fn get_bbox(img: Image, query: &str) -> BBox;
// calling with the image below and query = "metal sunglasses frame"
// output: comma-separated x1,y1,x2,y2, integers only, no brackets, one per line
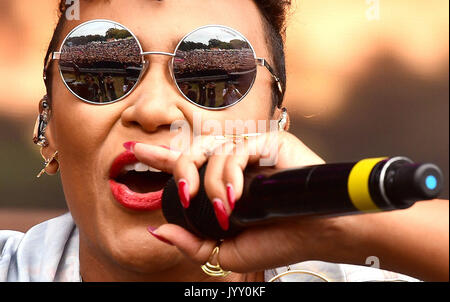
44,19,283,110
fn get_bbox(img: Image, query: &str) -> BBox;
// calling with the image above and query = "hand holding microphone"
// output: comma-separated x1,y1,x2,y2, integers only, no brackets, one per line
132,132,445,277
162,156,443,239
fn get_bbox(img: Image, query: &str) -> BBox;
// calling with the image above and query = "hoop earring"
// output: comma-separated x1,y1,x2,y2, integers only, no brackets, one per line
37,150,59,178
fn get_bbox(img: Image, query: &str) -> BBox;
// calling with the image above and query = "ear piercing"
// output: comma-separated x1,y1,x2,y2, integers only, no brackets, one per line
278,107,288,132
32,95,50,147
33,95,59,178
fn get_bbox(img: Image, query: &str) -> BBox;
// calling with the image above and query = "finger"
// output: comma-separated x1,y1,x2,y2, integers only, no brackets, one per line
216,223,297,273
237,131,324,169
222,132,321,209
244,131,282,167
203,141,236,212
223,152,247,206
173,135,228,208
202,142,237,231
150,223,217,265
149,222,297,273
132,143,181,174
219,136,276,213
275,131,325,167
220,135,267,204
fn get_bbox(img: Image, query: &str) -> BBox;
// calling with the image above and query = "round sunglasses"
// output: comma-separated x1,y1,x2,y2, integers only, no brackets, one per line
44,19,283,110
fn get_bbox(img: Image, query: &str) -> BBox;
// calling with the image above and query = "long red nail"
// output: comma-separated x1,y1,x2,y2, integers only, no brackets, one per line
178,179,190,208
147,226,174,245
213,198,229,230
226,183,236,211
123,141,137,152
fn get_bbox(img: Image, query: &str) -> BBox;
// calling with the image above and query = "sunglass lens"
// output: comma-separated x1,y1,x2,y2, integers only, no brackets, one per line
173,26,257,108
59,20,143,103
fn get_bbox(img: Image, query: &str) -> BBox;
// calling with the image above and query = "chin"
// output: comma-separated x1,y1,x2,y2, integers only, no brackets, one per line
100,225,180,275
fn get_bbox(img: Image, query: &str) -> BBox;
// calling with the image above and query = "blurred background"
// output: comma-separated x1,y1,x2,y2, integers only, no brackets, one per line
0,0,448,232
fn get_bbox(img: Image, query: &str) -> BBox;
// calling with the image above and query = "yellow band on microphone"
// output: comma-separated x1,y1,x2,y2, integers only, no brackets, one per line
347,157,387,212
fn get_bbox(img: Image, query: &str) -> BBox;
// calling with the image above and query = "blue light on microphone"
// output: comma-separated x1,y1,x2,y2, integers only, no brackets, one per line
425,175,437,190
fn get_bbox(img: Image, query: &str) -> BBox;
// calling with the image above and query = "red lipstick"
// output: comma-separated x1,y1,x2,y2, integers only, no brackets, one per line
109,151,164,211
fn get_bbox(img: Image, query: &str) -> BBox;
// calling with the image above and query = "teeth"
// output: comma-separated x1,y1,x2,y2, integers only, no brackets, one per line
148,166,162,173
122,162,162,173
134,162,149,172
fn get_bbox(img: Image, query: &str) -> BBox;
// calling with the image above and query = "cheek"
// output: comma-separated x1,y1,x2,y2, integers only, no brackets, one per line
223,72,273,120
51,81,122,158
53,100,113,166
50,85,122,210
198,84,273,137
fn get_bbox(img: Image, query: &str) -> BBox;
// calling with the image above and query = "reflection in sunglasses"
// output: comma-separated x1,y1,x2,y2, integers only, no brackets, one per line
60,24,143,103
174,28,256,107
51,20,280,108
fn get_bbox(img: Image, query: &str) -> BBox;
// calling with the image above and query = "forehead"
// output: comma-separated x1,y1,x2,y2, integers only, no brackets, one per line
61,0,268,54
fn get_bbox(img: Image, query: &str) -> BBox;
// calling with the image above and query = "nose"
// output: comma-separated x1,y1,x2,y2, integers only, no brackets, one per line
120,57,185,133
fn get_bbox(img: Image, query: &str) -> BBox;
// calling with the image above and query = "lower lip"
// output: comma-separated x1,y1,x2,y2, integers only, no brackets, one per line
109,179,163,211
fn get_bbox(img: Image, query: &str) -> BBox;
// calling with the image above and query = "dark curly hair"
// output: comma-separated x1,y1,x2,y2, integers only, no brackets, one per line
44,0,291,113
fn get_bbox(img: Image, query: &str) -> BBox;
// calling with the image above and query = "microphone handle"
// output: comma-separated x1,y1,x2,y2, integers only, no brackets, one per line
162,157,443,239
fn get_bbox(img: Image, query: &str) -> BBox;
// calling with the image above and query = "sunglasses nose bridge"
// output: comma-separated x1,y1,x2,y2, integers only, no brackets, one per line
141,51,176,57
140,51,176,89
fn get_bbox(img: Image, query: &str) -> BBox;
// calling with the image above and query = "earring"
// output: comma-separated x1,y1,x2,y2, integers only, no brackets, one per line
33,95,50,147
33,95,59,177
37,151,59,178
278,107,288,131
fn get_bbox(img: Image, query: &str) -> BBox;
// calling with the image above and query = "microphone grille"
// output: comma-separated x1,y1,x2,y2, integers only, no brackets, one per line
162,164,240,239
161,177,190,231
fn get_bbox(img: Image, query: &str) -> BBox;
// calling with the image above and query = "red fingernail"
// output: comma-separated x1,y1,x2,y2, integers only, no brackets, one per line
213,198,229,231
159,145,180,152
178,179,190,208
147,226,174,245
123,141,137,152
226,183,236,211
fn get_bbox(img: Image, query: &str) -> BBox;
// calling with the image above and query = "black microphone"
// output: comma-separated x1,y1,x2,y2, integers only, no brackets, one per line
162,157,443,240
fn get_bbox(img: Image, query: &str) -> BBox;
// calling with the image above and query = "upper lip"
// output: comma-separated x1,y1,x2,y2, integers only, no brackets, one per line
109,150,140,180
109,144,172,179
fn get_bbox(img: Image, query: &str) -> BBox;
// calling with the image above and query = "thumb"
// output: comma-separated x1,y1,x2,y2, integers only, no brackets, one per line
148,223,217,265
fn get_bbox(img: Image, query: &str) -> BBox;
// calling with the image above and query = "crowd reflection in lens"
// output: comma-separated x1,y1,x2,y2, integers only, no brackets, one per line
174,27,256,108
59,21,143,103
58,23,257,107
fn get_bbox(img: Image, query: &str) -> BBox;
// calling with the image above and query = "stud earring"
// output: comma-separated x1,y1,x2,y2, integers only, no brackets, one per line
33,95,50,147
278,107,288,131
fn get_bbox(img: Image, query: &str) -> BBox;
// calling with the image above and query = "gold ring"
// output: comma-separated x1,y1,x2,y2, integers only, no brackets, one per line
201,244,231,277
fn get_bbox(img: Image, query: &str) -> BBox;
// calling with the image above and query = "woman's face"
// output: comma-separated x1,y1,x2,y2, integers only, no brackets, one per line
47,0,276,279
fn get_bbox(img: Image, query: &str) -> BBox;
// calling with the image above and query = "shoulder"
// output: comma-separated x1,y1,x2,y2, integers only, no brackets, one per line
0,212,80,282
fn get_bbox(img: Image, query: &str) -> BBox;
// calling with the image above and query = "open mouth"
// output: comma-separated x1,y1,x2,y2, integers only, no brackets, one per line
115,162,172,194
109,151,172,211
